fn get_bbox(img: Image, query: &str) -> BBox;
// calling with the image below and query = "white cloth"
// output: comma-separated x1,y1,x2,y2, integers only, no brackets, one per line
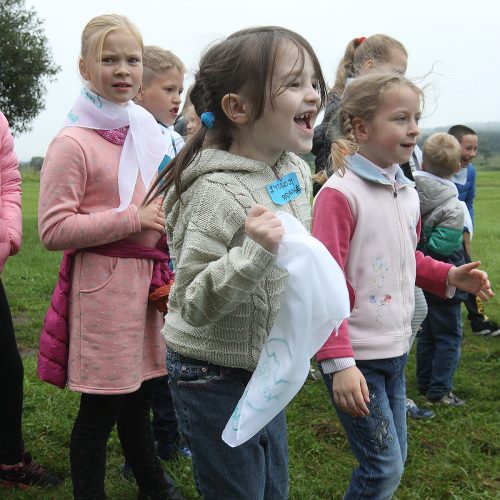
222,212,350,447
64,88,167,211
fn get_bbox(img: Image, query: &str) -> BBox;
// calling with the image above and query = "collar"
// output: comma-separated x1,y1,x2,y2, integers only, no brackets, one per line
347,153,414,187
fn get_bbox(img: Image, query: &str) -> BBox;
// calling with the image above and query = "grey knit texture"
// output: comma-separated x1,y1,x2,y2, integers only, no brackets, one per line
163,149,312,370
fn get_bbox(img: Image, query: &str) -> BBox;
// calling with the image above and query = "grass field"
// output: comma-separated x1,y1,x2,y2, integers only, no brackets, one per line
2,169,500,499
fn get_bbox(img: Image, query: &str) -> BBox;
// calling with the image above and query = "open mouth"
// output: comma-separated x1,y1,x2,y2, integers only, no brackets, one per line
294,112,314,131
112,83,131,89
170,107,179,115
400,143,415,149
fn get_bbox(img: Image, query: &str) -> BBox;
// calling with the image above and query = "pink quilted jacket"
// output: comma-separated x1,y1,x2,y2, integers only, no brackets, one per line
0,111,22,273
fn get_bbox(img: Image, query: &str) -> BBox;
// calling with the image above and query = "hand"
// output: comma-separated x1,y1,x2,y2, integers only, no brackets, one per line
245,205,284,254
332,366,370,417
448,261,494,302
138,197,166,234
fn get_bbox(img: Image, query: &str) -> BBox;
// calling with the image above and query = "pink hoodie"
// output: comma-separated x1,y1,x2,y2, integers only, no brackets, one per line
0,111,22,273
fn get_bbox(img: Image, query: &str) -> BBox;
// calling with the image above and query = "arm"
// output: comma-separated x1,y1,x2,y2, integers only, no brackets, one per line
172,180,277,327
38,134,141,250
312,188,369,417
464,166,476,225
0,113,22,256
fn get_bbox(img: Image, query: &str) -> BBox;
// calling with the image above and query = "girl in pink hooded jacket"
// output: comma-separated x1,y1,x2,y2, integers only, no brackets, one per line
0,110,61,488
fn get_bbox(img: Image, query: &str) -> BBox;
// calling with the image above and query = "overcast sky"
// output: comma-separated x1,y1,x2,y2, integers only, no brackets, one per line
12,0,499,160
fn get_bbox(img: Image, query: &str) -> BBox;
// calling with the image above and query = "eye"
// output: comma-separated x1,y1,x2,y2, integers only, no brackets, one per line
102,57,114,64
129,57,141,64
287,80,301,88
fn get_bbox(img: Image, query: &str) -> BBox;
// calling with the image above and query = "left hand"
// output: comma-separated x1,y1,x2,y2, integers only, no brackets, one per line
448,261,494,302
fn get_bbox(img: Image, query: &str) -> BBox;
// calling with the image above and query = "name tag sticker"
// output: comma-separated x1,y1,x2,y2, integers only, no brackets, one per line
266,172,302,206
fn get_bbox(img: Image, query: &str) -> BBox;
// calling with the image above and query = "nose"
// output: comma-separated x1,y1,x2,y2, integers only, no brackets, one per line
173,93,182,104
306,83,321,107
115,61,130,76
408,119,419,136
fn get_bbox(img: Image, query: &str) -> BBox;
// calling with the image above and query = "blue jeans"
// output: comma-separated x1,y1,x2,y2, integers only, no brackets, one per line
166,349,288,500
416,301,462,400
320,354,408,500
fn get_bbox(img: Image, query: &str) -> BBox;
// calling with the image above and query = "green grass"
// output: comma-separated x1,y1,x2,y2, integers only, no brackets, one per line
2,171,500,499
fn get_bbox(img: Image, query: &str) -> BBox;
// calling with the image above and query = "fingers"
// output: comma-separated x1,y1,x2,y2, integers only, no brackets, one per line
247,204,269,218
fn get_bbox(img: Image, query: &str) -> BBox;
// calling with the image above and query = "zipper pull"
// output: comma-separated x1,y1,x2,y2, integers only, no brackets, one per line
393,187,398,198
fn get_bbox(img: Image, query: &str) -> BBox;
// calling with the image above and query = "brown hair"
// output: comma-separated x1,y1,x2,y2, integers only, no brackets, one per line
142,45,185,87
145,26,327,203
332,34,407,96
315,72,423,181
447,124,477,143
423,133,461,177
80,14,143,68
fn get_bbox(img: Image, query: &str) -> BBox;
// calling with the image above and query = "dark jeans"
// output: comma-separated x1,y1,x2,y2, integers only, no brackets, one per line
416,301,462,399
70,379,170,499
0,278,24,464
320,354,408,500
166,349,288,500
151,375,179,459
463,249,486,324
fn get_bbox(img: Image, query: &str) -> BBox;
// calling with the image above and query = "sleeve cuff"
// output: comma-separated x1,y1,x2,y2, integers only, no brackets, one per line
320,357,356,374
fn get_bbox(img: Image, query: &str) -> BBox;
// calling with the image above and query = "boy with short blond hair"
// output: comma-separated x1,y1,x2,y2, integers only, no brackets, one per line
131,45,191,469
413,132,469,406
136,45,185,172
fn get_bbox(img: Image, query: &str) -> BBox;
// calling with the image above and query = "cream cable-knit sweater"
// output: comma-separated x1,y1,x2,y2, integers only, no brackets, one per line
163,149,312,370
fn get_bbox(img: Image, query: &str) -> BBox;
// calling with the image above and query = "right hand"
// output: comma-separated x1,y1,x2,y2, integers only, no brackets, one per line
245,205,284,254
138,197,166,234
332,366,370,417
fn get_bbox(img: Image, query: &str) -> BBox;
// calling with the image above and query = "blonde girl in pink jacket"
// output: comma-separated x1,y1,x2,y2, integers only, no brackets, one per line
38,14,176,499
0,110,62,488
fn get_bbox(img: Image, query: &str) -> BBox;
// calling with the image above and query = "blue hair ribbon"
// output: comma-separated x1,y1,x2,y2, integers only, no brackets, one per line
200,111,215,129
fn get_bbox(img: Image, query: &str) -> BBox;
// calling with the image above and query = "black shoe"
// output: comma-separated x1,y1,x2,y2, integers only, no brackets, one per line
137,483,186,500
0,452,62,488
471,319,500,336
428,391,465,406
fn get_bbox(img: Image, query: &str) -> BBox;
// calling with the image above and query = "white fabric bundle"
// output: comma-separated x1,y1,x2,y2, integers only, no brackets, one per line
222,212,350,447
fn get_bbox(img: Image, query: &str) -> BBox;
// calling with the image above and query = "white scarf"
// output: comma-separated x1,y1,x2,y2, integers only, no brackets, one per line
222,213,350,447
64,88,166,211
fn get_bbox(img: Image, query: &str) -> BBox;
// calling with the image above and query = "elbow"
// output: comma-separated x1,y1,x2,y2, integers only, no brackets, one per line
181,304,210,328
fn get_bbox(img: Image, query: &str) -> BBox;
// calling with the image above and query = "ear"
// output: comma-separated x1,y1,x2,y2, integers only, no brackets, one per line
135,84,144,102
79,57,90,82
351,117,369,143
220,93,250,125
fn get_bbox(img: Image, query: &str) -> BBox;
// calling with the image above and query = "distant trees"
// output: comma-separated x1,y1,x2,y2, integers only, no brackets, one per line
0,0,60,134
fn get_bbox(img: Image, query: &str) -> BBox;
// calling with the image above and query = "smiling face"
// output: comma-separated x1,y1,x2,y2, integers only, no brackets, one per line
357,85,421,168
235,42,321,165
79,29,143,105
458,133,478,167
139,67,184,126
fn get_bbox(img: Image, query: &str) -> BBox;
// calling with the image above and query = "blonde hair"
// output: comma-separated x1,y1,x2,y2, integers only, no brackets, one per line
142,45,186,86
80,14,143,66
332,34,407,96
423,133,461,178
317,73,423,180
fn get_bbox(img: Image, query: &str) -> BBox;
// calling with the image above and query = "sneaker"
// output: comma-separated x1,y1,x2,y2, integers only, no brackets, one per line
308,367,322,381
471,319,500,336
178,445,192,459
406,398,435,419
429,391,465,406
0,452,62,488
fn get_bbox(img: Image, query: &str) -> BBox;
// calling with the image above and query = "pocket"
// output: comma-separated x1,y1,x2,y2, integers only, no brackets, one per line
167,354,223,390
79,255,119,294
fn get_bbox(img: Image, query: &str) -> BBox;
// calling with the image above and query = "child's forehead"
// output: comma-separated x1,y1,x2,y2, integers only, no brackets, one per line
379,85,420,107
151,67,184,85
460,134,478,145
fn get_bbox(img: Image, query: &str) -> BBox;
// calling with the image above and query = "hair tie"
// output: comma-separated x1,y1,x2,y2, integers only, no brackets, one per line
200,111,215,129
356,36,366,47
